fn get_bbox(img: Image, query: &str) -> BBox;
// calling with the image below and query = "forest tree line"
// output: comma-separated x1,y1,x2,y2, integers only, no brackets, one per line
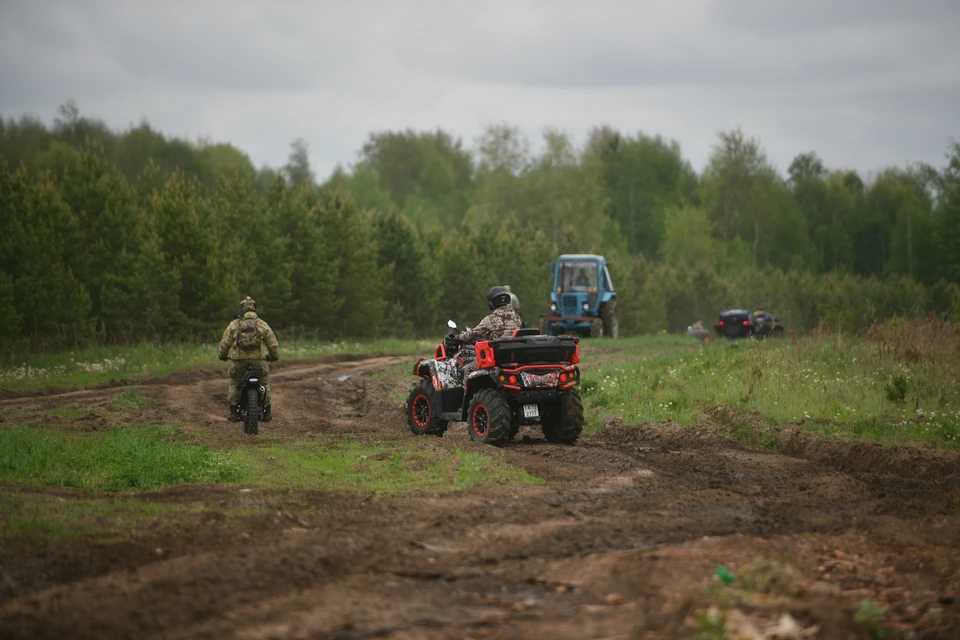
1,101,959,350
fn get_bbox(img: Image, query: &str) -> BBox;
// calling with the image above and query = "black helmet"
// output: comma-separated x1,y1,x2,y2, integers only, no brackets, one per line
486,286,512,310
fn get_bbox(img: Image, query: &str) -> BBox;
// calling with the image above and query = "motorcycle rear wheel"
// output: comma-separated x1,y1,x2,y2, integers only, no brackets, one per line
243,392,260,435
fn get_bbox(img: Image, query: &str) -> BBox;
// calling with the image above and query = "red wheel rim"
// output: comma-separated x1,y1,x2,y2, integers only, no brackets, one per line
472,403,488,437
412,394,430,427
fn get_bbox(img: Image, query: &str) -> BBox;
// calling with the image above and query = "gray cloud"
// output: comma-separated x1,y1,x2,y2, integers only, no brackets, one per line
1,0,957,180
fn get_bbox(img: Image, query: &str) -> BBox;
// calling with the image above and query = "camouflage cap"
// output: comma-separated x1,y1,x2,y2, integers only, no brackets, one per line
240,297,257,312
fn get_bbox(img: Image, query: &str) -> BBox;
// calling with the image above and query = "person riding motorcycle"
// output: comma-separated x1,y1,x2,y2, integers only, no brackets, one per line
218,297,280,422
447,286,522,379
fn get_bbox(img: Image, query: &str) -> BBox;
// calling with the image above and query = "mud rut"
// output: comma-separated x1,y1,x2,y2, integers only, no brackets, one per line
1,355,959,639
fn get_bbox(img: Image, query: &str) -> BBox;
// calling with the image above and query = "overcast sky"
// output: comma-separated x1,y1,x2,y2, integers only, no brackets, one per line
2,0,958,181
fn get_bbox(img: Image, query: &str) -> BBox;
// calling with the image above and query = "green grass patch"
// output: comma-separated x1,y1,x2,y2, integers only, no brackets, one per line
579,335,960,449
0,491,259,550
452,449,541,490
0,424,540,496
109,388,158,411
232,437,542,496
0,338,434,392
0,425,245,491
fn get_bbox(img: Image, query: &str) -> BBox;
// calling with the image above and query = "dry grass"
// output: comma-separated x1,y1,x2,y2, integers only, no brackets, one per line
865,313,960,365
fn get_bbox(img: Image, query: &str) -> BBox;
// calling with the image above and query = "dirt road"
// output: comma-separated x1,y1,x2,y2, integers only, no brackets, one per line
2,355,959,639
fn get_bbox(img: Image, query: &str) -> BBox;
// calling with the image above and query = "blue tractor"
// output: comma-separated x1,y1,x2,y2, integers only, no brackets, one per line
539,254,619,338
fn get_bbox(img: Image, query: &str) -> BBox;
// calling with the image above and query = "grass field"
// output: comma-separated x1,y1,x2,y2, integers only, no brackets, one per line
2,319,958,511
0,425,540,496
581,330,960,449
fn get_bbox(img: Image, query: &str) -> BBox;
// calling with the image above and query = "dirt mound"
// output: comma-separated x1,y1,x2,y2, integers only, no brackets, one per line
697,403,960,481
774,428,960,481
590,415,730,453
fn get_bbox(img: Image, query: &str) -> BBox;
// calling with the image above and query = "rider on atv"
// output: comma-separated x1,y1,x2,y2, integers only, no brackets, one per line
447,286,522,378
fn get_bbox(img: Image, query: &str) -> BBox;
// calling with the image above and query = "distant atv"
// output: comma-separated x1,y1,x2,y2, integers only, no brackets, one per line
405,321,584,446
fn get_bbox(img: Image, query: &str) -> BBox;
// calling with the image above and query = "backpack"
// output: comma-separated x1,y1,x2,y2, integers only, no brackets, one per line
235,312,262,350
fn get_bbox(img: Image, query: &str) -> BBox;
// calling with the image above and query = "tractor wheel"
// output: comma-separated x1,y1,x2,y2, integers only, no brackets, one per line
406,380,449,437
539,318,552,336
589,317,604,338
467,389,512,446
600,299,619,338
541,388,584,445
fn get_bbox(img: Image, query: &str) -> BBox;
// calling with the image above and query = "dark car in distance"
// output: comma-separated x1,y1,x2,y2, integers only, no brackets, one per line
714,309,784,340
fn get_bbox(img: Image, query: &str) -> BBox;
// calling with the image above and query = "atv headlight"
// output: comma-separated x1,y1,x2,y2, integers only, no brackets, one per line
550,302,557,313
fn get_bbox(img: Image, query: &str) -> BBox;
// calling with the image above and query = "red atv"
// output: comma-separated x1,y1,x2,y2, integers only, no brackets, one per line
405,321,584,446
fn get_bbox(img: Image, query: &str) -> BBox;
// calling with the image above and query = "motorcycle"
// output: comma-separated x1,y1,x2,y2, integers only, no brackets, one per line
405,320,585,446
231,357,271,435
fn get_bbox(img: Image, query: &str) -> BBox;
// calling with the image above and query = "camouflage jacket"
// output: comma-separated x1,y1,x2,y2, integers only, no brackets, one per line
457,306,522,344
218,312,280,361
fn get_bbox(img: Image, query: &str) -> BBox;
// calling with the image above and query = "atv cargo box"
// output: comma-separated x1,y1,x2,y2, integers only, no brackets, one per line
490,335,580,366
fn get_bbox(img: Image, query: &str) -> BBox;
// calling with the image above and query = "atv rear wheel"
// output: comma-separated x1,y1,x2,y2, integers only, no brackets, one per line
406,379,448,437
541,388,584,445
467,388,511,446
600,299,619,338
589,317,604,338
243,392,260,436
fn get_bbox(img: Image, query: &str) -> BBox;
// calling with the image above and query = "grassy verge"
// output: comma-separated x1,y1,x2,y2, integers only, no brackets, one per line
232,438,541,496
0,338,434,392
580,331,960,449
0,492,203,546
0,491,266,553
0,425,245,491
0,425,541,496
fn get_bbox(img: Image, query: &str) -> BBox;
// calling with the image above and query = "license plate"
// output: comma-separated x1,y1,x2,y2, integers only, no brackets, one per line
523,404,539,418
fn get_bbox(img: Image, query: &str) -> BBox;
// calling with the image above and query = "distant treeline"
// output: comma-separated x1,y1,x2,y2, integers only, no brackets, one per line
1,101,958,351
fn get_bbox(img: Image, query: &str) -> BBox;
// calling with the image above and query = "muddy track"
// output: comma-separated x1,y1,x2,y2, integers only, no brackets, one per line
2,354,959,639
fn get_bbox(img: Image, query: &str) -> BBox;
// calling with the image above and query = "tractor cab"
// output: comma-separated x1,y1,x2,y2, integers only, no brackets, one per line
540,254,618,338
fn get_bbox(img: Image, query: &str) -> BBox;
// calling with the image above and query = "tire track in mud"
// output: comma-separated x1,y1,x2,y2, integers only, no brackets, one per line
2,353,960,639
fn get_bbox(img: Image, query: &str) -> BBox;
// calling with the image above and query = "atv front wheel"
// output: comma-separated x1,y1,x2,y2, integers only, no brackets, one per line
406,380,448,437
467,388,512,446
541,388,584,445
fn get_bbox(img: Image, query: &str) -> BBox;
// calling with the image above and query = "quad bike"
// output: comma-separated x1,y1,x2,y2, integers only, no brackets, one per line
231,357,269,435
405,321,585,446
